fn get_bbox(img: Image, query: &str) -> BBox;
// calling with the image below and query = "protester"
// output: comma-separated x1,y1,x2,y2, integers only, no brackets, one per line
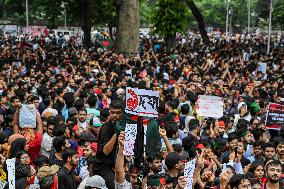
0,31,283,189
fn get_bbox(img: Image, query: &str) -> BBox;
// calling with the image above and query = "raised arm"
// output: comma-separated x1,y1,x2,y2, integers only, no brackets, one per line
115,131,126,183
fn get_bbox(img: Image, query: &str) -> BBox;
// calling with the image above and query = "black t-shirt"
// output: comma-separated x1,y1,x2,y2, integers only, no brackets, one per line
95,122,117,167
57,166,76,189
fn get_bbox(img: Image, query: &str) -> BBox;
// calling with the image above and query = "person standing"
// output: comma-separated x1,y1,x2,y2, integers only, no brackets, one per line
57,149,79,189
94,100,123,189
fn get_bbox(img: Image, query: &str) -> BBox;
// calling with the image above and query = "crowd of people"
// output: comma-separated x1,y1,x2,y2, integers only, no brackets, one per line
0,31,283,189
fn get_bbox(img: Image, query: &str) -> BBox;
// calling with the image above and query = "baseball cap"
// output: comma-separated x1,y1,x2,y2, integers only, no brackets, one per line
92,117,103,127
165,152,187,170
85,175,108,189
218,121,226,128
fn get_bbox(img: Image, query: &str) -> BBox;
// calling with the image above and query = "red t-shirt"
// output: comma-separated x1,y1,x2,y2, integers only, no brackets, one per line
27,131,42,164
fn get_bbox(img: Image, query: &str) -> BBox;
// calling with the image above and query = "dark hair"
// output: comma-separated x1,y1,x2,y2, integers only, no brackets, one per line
52,136,66,152
87,94,98,107
62,149,78,163
43,97,51,107
188,119,199,131
266,160,282,171
78,108,87,114
110,100,124,110
229,174,250,189
16,164,31,179
248,159,264,175
147,154,162,163
172,144,183,153
262,142,276,150
253,129,266,141
40,175,55,189
34,155,49,169
9,138,27,158
15,151,29,161
54,124,67,137
228,132,238,142
10,96,20,103
180,103,190,115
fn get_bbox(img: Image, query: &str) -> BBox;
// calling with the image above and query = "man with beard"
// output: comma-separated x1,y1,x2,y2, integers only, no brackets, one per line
77,108,88,132
276,140,284,165
94,100,123,189
146,155,165,188
58,149,80,189
264,160,284,189
164,152,186,188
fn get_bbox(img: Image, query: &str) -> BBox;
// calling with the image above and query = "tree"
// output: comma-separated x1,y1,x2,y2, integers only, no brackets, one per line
116,0,140,56
272,0,284,30
186,0,209,43
152,0,190,50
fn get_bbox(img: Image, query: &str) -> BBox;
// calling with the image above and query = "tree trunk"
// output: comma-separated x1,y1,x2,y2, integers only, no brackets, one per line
116,0,140,56
81,0,92,49
165,35,176,51
186,0,209,44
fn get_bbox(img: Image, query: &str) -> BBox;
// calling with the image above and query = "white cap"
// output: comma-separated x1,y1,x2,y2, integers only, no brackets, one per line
86,175,108,189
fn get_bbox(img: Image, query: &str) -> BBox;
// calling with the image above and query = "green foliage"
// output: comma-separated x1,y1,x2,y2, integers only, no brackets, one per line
272,0,284,29
152,0,190,37
140,0,153,27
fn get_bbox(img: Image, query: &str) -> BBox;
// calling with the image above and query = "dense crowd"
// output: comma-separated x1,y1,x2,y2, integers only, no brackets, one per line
0,32,283,189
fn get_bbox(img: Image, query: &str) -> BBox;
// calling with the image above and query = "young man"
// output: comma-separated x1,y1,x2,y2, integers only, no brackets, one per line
50,135,71,167
229,174,252,189
276,140,284,165
94,100,123,189
264,160,284,189
146,155,165,188
77,108,88,133
164,152,186,188
262,142,276,160
57,149,79,189
40,117,56,158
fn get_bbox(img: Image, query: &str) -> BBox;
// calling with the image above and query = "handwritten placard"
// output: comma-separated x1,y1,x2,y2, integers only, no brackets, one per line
7,158,15,189
184,158,196,189
197,95,224,118
123,124,137,156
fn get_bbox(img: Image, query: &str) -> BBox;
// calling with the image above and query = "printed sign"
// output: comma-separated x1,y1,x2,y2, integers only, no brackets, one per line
265,103,284,130
184,158,196,189
196,95,224,118
125,87,159,118
7,158,15,189
19,104,37,128
257,63,267,74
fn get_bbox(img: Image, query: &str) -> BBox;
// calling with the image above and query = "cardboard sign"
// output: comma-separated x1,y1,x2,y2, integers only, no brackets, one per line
123,124,137,155
196,95,224,118
265,103,284,130
257,63,267,74
19,104,37,128
184,158,196,189
6,158,15,189
125,87,159,118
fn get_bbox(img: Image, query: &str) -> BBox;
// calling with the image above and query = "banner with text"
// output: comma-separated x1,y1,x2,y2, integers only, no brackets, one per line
197,95,224,118
125,87,159,118
265,103,284,130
